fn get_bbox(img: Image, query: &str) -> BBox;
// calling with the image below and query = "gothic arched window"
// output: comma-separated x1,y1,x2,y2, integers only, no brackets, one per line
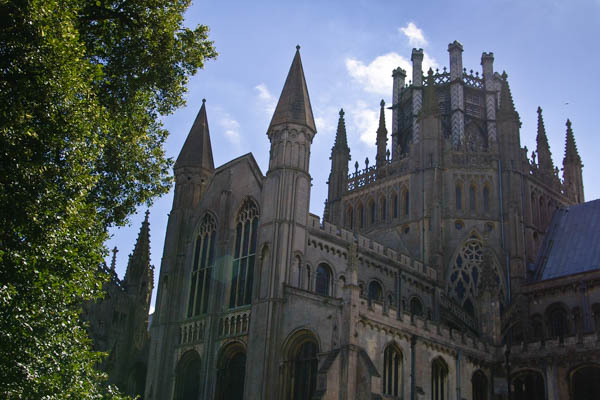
380,196,387,220
369,199,376,225
229,199,259,308
289,339,318,400
410,297,423,317
432,357,448,400
368,280,383,303
174,351,202,400
512,370,545,400
188,214,217,317
469,185,476,210
403,188,410,216
447,235,504,315
472,370,488,400
346,206,354,229
571,366,600,400
547,304,570,339
483,186,490,212
358,203,364,229
456,184,463,210
383,345,403,396
216,344,246,400
392,192,399,218
315,263,331,296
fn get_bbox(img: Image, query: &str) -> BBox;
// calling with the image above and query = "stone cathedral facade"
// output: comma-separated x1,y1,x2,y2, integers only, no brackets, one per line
140,41,600,400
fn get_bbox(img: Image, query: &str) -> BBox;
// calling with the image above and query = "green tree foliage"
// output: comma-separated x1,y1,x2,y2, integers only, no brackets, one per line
0,0,216,397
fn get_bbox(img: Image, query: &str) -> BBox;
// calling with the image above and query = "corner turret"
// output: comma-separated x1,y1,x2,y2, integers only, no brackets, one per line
448,41,465,147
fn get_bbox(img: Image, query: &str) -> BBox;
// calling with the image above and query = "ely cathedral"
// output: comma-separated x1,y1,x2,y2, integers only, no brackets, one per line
89,41,600,400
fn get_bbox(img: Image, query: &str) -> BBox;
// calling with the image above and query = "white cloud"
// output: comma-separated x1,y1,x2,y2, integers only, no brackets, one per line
218,114,242,147
399,22,428,48
254,83,276,117
345,52,438,95
346,53,411,95
348,101,392,147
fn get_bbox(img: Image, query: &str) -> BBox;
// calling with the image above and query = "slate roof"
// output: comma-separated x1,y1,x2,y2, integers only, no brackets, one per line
534,199,600,281
268,46,316,133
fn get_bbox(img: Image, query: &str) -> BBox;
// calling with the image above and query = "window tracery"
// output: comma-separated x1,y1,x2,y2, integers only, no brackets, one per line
187,214,217,317
229,199,259,308
447,235,504,315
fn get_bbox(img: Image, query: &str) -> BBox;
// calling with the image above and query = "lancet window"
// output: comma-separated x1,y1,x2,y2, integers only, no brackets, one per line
456,184,463,210
187,214,217,317
229,199,259,308
383,345,403,397
432,358,448,400
368,280,383,303
315,263,332,296
483,186,490,212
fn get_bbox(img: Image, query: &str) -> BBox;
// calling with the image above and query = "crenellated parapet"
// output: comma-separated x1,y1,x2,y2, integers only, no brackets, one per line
307,213,437,281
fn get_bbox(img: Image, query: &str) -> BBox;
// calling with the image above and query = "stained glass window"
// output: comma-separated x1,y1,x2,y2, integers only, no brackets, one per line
447,237,504,316
229,199,259,308
187,214,217,317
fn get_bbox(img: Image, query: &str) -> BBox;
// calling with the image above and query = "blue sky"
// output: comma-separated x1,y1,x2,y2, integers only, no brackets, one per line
105,0,600,312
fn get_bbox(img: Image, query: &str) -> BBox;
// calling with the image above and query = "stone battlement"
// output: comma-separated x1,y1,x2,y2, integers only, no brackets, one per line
308,213,437,281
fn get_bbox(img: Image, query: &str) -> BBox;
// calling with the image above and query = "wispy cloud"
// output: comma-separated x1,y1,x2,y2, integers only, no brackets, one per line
399,22,427,47
254,83,277,117
345,52,438,95
218,114,242,147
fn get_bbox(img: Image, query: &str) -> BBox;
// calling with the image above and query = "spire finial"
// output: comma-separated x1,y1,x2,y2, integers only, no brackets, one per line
333,107,348,149
296,44,301,51
376,97,388,167
536,106,554,172
563,118,581,165
110,246,118,271
202,98,206,104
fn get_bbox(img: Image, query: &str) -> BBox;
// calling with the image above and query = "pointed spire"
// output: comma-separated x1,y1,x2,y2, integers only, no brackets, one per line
132,210,150,263
536,106,554,171
175,99,214,171
126,210,151,284
376,100,388,167
377,100,387,133
334,108,348,148
421,68,439,116
110,246,118,271
563,119,582,165
268,46,316,133
498,71,519,120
